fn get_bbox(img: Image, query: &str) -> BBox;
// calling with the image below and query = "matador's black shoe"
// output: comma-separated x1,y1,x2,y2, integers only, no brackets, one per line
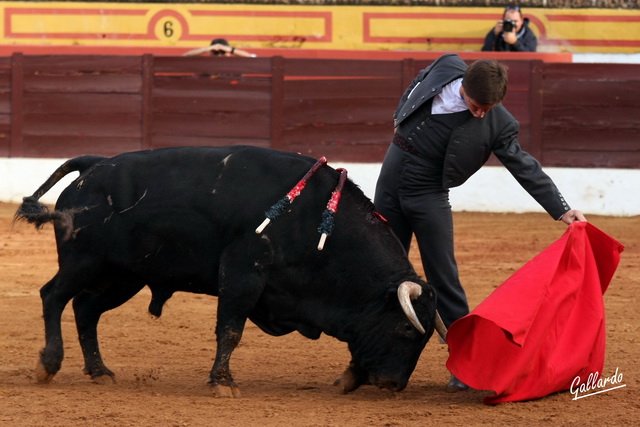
446,374,470,393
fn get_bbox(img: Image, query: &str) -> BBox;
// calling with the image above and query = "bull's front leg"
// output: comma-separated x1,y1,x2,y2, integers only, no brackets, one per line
209,247,267,397
208,323,244,398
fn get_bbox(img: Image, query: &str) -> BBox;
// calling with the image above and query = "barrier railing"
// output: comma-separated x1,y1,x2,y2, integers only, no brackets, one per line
0,53,637,168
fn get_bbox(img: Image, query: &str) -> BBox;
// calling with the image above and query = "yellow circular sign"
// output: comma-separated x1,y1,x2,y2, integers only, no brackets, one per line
151,10,187,42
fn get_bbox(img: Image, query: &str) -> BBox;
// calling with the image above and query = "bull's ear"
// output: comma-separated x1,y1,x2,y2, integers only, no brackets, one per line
383,286,401,306
426,286,434,300
386,286,399,300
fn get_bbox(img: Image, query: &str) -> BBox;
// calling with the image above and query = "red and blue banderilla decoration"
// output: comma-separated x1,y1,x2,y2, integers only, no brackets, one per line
317,168,347,250
255,157,348,251
255,156,327,234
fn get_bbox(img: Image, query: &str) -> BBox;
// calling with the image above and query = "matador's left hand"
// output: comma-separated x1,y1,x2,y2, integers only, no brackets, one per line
561,209,587,224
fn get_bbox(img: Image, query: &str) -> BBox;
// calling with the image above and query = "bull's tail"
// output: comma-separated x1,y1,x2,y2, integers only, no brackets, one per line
14,155,106,229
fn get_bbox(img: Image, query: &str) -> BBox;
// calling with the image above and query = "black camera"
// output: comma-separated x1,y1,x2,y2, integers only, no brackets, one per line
502,19,515,32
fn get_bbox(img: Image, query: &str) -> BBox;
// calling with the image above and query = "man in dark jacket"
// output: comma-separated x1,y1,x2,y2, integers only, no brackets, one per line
374,53,586,392
482,5,537,52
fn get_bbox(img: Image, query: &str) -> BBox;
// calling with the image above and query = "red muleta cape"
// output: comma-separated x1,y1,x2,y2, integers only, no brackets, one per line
446,222,624,404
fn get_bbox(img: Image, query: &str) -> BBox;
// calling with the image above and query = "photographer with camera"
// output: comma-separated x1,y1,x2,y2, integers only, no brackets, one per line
482,5,537,52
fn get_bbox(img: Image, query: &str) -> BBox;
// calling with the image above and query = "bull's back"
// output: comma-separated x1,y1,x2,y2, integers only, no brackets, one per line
59,146,317,226
54,146,331,285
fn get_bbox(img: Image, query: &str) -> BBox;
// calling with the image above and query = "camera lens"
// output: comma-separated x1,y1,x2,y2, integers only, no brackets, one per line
503,20,514,32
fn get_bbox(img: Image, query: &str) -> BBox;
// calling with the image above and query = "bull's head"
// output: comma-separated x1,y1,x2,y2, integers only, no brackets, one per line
335,281,441,393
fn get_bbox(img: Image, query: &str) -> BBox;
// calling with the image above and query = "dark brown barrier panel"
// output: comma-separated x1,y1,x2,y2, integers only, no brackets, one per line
150,55,273,149
1,56,14,157
2,53,639,168
16,55,144,158
541,63,640,168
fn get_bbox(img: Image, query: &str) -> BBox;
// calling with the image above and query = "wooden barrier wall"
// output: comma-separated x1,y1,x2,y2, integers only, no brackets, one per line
0,54,638,168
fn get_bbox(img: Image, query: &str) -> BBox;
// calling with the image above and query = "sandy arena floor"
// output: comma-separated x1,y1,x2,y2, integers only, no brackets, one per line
1,202,638,426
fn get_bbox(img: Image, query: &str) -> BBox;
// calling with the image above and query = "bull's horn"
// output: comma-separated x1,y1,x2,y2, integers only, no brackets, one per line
397,282,426,334
435,310,448,342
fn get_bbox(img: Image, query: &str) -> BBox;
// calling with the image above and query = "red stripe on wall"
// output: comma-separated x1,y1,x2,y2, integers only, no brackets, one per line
5,7,149,16
544,39,640,47
546,14,640,22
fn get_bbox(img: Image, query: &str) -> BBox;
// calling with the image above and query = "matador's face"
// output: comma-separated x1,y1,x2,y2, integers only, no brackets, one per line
459,86,495,119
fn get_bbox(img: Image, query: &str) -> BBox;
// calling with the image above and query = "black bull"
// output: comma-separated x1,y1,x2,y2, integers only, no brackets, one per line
15,145,444,397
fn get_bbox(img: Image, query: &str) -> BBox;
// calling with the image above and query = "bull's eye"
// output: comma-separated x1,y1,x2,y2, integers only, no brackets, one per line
395,322,417,338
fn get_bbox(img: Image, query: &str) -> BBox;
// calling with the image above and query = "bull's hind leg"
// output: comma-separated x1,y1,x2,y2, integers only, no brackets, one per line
37,273,83,383
72,280,145,384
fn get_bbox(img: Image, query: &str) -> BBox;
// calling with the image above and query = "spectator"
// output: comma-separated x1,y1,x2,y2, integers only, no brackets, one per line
482,5,537,52
184,38,257,58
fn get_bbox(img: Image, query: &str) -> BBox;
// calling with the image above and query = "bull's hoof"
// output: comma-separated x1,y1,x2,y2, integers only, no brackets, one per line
83,366,116,384
211,384,241,398
334,367,359,394
35,358,55,384
90,374,117,385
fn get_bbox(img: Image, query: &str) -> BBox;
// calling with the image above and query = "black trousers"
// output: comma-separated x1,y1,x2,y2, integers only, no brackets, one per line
374,144,469,327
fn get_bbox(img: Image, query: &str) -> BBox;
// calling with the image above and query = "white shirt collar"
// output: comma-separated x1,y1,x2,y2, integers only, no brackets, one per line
431,78,467,114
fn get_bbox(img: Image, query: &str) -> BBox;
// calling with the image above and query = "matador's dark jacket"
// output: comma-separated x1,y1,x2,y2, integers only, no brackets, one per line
393,53,570,220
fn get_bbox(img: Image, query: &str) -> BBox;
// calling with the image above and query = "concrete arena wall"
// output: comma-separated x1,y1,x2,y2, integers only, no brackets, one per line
2,158,638,216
